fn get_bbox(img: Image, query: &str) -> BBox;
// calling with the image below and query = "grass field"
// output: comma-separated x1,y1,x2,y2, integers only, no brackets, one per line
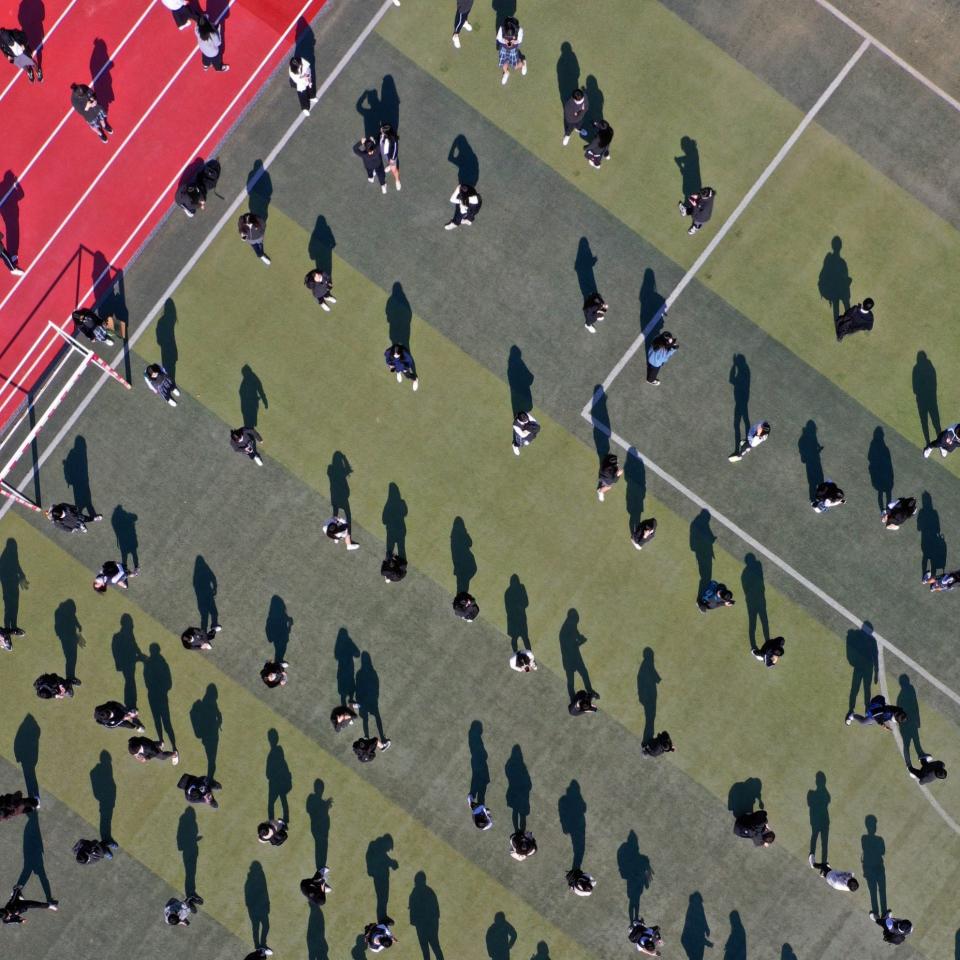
2,1,960,958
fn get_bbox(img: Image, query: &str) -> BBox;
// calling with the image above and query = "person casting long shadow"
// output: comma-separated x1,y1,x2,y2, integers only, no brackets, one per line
0,537,28,631
896,674,923,764
867,427,893,512
111,613,143,709
636,647,660,743
912,350,941,446
409,871,445,960
245,860,270,950
504,574,529,652
556,41,579,101
557,779,587,870
334,627,360,704
54,599,84,679
507,345,534,415
239,364,268,429
89,750,115,842
485,911,518,960
616,829,652,922
356,652,385,740
917,492,946,580
63,435,96,517
265,594,294,663
797,420,824,500
266,728,292,823
504,744,531,832
740,553,769,651
689,510,715,593
190,683,221,779
366,833,398,922
14,713,40,803
558,608,594,701
111,503,139,571
468,720,489,805
327,451,352,527
383,482,407,559
193,555,219,633
448,134,479,186
451,516,477,594
729,354,750,454
723,910,747,960
817,236,851,323
846,621,878,714
680,891,712,960
861,814,887,915
306,779,333,871
675,135,702,198
177,806,201,897
807,771,830,863
143,642,176,749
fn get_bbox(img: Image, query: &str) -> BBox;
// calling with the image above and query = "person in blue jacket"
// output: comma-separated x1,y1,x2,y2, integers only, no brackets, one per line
385,344,418,391
646,332,678,385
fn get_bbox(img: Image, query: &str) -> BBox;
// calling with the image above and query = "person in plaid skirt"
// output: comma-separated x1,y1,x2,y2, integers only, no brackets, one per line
496,16,526,86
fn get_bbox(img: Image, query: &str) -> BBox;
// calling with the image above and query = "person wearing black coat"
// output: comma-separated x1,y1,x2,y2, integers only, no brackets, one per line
70,82,112,142
562,88,589,145
94,701,145,730
0,26,40,82
34,673,80,700
835,298,874,342
46,502,102,533
72,308,119,345
870,910,913,946
237,213,270,264
181,625,221,650
381,554,407,582
72,838,118,864
353,736,391,762
452,591,479,621
445,183,482,229
257,818,288,846
229,426,263,465
584,120,613,169
641,731,674,758
632,518,658,551
907,754,947,785
582,291,608,333
733,810,775,847
177,773,221,808
128,736,179,765
260,660,289,689
679,187,715,235
752,636,785,667
304,269,336,311
568,690,599,716
143,364,179,406
353,136,386,192
175,158,220,218
596,452,623,501
301,868,332,906
880,496,916,530
0,790,40,821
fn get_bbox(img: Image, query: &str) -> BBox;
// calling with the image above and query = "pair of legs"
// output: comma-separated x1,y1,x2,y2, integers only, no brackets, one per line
384,162,401,190
86,109,112,143
296,83,318,114
12,51,41,82
201,51,230,72
0,238,23,275
646,362,662,385
248,241,271,265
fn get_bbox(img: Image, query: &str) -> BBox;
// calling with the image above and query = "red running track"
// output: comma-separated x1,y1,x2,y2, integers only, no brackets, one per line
0,0,327,429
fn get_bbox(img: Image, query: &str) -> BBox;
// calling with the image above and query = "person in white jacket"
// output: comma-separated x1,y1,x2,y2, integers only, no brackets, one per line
160,0,199,30
195,16,229,72
289,56,317,116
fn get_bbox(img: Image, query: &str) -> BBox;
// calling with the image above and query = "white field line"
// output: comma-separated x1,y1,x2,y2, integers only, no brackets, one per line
582,37,870,416
0,0,400,519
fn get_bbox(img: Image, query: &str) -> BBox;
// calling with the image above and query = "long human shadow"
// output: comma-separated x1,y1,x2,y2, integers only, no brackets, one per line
177,806,201,897
557,779,587,870
913,350,941,446
192,555,219,633
504,574,529,651
846,621,878,713
504,744,531,832
306,778,333,871
781,945,798,960
309,214,336,275
356,74,400,136
383,482,408,559
591,385,610,460
680,891,712,960
89,750,115,842
308,905,329,960
558,608,593,701
366,833,398,922
17,809,53,900
955,928,960,960
583,73,604,128
896,674,923,764
54,599,84,679
624,447,645,530
451,516,477,594
409,870,445,960
90,38,114,111
689,510,715,593
867,427,894,511
14,713,40,799
111,613,144,709
807,771,830,862
492,0,517,28
246,159,272,222
294,15,316,75
530,942,551,960
724,911,747,960
143,642,176,749
740,553,769,650
485,911,518,960
448,134,479,186
507,345,534,415
0,170,23,259
556,41,580,101
111,503,139,570
0,537,27,630
190,683,221,780
327,451,352,527
727,777,763,817
797,420,824,500
675,135,702,197
334,627,360,704
156,299,178,383
265,594,294,663
729,353,750,453
385,281,412,345
617,830,652,922
245,860,270,949
817,235,851,323
917,491,946,579
356,652,385,740
861,814,887,916
468,720,489,805
63,435,95,517
239,364,268,429
266,728,292,823
574,236,598,299
636,647,660,743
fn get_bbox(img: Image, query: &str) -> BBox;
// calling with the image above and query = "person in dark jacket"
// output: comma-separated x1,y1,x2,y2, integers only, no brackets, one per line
445,183,482,229
811,480,845,513
880,497,916,529
568,689,599,716
364,920,398,952
72,308,119,345
924,568,960,592
752,636,785,667
835,298,874,342
301,867,332,906
289,55,317,115
46,502,102,533
582,291,608,333
509,649,537,672
229,426,263,465
94,701,145,730
452,591,479,621
870,910,913,946
164,893,203,925
451,0,473,48
304,269,336,311
566,868,596,896
385,344,419,390
679,187,715,235
324,515,360,550
34,673,80,699
733,810,774,847
353,735,391,762
562,88,589,146
195,15,229,72
509,829,537,860
697,581,734,612
260,660,289,689
70,83,112,142
922,422,960,459
72,838,118,864
177,774,221,808
907,753,947,785
175,158,220,218
144,363,179,406
0,26,41,82
628,919,663,956
382,552,407,582
257,818,288,846
0,625,24,651
128,736,179,765
512,410,540,454
641,731,674,758
584,120,613,169
0,791,39,821
353,136,386,192
330,701,359,732
237,213,270,264
845,694,906,729
379,122,401,191
1,885,58,922
646,332,678,385
597,452,623,501
181,624,221,651
467,794,493,830
632,518,658,550
93,559,139,593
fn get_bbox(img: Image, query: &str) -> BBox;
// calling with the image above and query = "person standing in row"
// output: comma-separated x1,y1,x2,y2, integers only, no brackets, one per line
496,16,526,85
568,690,599,716
453,591,479,621
289,55,317,116
445,183,482,229
509,830,537,861
562,88,588,146
330,701,359,732
907,753,947,785
324,515,360,550
728,421,771,462
353,136,387,193
73,307,118,346
451,0,473,48
34,673,80,699
93,559,139,593
596,453,623,501
512,410,540,455
880,497,916,529
811,480,845,513
257,819,288,846
46,502,102,533
646,332,679,386
679,187,715,236
144,363,180,406
353,735,391,762
304,269,336,311
70,83,113,143
923,422,960,459
0,26,41,82
94,701,145,730
229,426,264,466
160,0,199,30
379,122,401,191
0,230,24,275
260,660,289,689
381,552,407,582
237,213,271,265
584,120,613,170
128,736,179,765
752,636,785,667
181,624,221,650
835,298,874,342
733,810,775,847
177,774,221,808
641,731,674,758
509,649,537,672
632,518,657,550
467,794,493,830
72,838,118,864
385,343,419,390
195,16,229,72
583,291,608,333
697,581,734,612
566,869,596,896
164,893,204,926
301,867,332,906
1,885,58,922
364,920,398,952
845,694,905,729
870,911,913,946
807,855,859,892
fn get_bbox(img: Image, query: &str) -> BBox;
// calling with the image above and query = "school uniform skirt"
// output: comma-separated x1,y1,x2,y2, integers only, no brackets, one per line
498,44,522,68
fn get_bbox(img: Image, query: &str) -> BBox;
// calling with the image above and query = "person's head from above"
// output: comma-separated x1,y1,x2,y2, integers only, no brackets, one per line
391,345,402,359
379,121,392,137
257,823,276,842
290,55,302,73
845,877,859,891
863,298,875,311
757,421,771,438
933,765,948,780
515,411,529,425
364,137,377,154
761,830,776,847
197,17,214,40
718,588,734,604
571,88,584,103
75,849,90,864
700,186,715,198
93,577,108,594
310,270,324,282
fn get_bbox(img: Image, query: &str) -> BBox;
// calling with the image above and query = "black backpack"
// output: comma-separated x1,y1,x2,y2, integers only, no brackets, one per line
200,158,221,195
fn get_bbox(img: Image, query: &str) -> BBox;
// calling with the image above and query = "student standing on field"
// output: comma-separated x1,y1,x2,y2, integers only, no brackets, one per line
752,636,785,667
596,453,623,502
451,0,473,48
583,291,608,333
385,344,419,390
907,753,947,784
70,83,113,143
646,332,678,385
562,89,589,146
72,838,118,864
632,518,657,550
304,269,336,311
923,422,960,459
496,16,526,85
238,213,271,264
835,298,874,342
229,426,264,466
679,187,715,235
46,502,102,533
453,591,480,621
512,411,540,455
880,497,916,529
729,421,771,462
445,183,482,229
808,855,859,891
93,559,139,593
195,16,229,72
128,736,179,765
379,122,401,191
94,701,145,730
289,56,317,115
0,26,41,82
584,120,613,169
144,363,180,406
353,136,387,192
811,480,845,513
324,515,360,550
1,885,58,922
164,893,204,925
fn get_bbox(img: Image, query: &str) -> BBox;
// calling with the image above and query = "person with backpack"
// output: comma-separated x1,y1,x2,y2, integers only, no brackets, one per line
70,83,113,143
164,893,204,925
632,518,658,551
452,591,480,621
229,426,264,466
467,794,493,830
260,660,289,689
160,0,200,30
596,453,623,501
728,421,771,462
752,636,785,667
584,120,614,170
93,559,139,593
381,553,407,582
628,919,663,956
289,55,317,115
880,497,916,530
195,15,229,72
923,422,960,459
301,867,332,906
445,183,482,229
384,343,419,390
582,290,608,333
94,701,145,730
128,736,179,765
646,332,679,385
807,855,859,892
568,689,599,716
353,136,387,193
845,695,906,730
364,920,398,952
144,363,180,406
0,791,40,821
46,502,102,533
353,735,391,762
512,411,540,455
697,581,734,612
304,269,336,311
379,122,401,191
566,868,596,896
451,0,473,48
870,911,913,946
181,624,222,651
732,810,775,847
175,159,220,218
177,773,221,808
835,298,874,342
34,673,80,700
324,515,360,550
257,819,288,846
679,187,716,236
330,701,360,732
237,213,270,265
562,88,589,146
811,480,845,513
0,26,40,82
641,731,675,758
72,838,118,864
907,753,948,785
509,649,537,672
72,308,119,346
509,829,537,861
496,15,526,84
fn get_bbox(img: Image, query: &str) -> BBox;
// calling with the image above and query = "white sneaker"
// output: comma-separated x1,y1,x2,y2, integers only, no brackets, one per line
562,135,570,146
687,225,697,236
326,296,337,303
396,372,403,383
678,202,687,217
310,96,318,104
585,324,595,333
521,61,527,76
260,255,272,265
167,398,178,407
501,72,508,86
597,490,604,502
512,444,520,456
302,109,310,117
171,751,180,766
452,34,460,48
808,854,815,868
463,21,472,31
320,302,331,312
395,180,401,191
254,455,263,466
183,208,195,218
10,267,25,276
728,454,742,462
941,448,948,458
346,543,360,551
412,378,419,392
444,222,457,230
381,183,387,194
923,447,931,458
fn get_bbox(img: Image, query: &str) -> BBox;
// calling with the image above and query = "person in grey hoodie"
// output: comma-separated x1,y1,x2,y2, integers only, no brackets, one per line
195,16,229,72
562,88,589,146
238,213,270,265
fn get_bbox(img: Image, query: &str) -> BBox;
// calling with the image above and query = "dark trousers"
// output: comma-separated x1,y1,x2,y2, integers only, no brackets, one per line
296,82,315,110
0,243,17,271
365,162,386,185
172,5,199,27
14,897,50,914
453,7,472,33
201,50,225,70
250,241,265,258
564,117,585,136
646,362,661,383
452,205,477,225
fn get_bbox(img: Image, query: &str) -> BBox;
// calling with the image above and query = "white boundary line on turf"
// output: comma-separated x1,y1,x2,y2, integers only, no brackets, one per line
811,0,960,115
0,1,156,212
581,38,870,415
0,0,400,520
0,0,82,106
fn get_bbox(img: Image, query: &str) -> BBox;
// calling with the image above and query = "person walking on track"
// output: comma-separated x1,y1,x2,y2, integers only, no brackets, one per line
70,83,112,143
195,15,229,72
0,26,41,82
